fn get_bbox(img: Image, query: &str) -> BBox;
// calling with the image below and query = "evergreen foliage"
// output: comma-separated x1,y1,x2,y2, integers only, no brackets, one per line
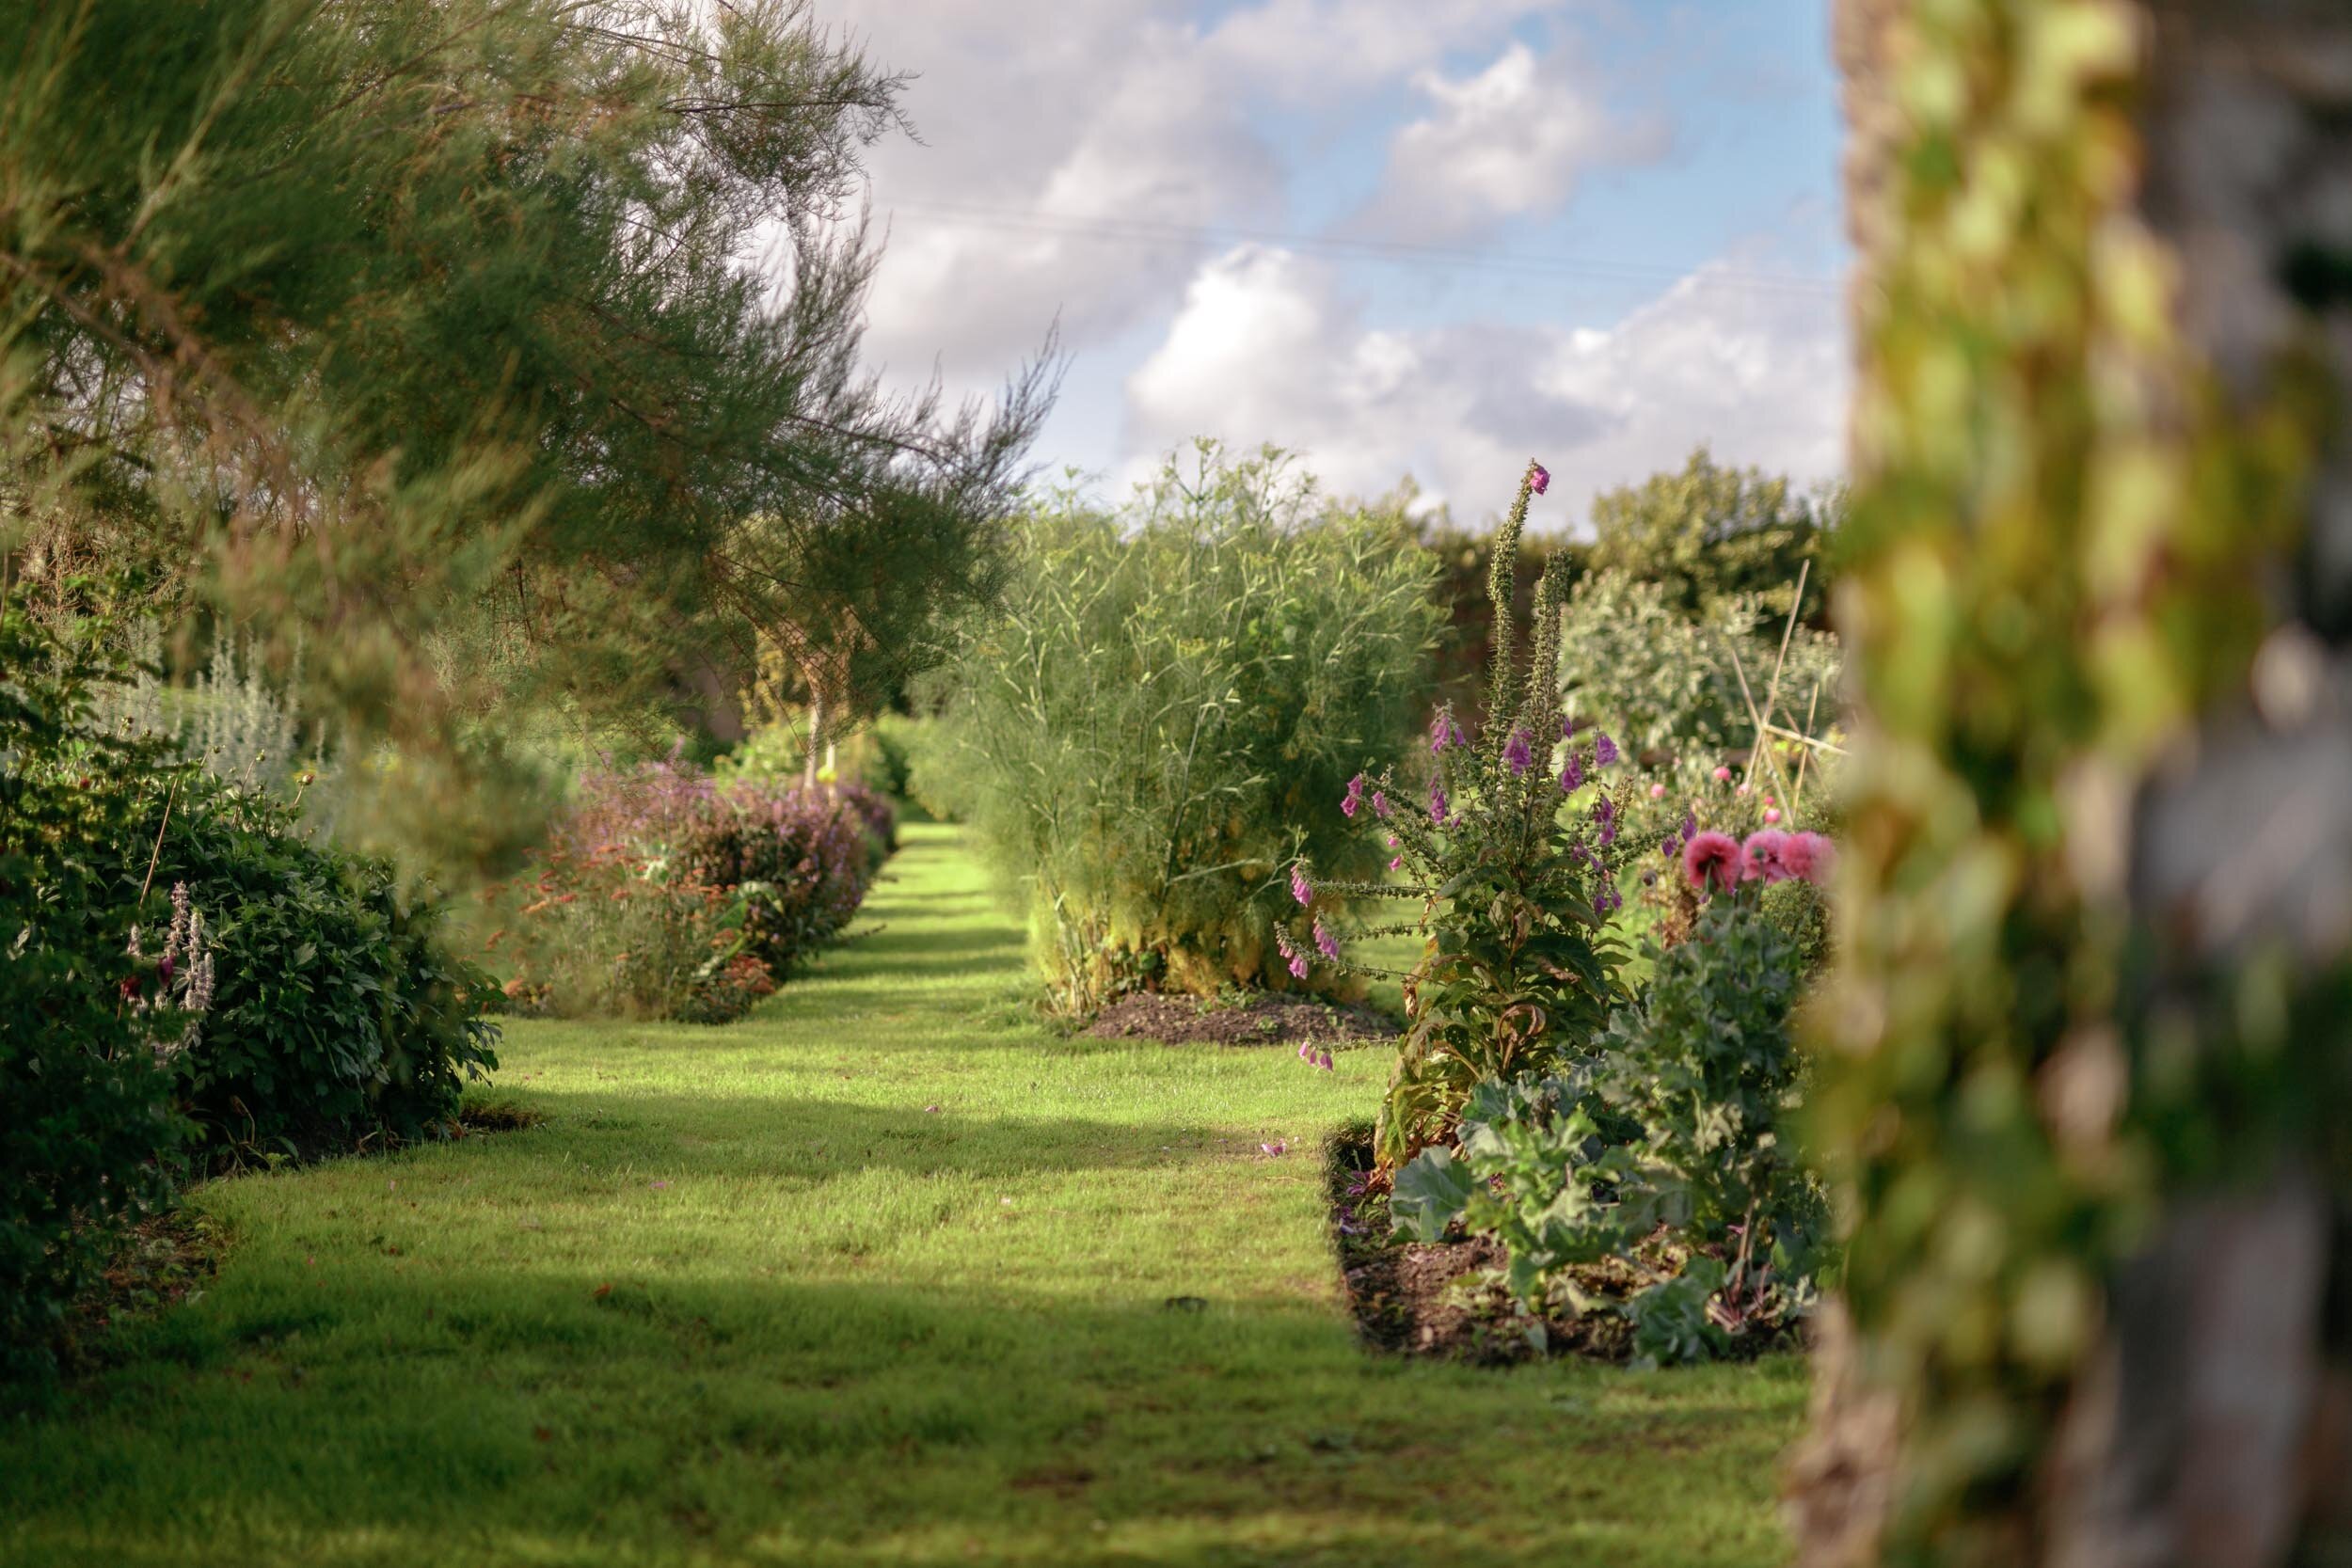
0,0,1050,854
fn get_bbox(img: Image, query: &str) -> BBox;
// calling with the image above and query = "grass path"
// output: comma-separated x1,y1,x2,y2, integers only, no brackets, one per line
2,824,1803,1566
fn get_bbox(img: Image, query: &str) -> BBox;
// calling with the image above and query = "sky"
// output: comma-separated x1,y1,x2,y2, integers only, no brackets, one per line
818,0,1849,531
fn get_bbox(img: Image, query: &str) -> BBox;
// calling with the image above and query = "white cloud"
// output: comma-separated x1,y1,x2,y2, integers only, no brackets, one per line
1120,246,1846,522
1367,42,1671,239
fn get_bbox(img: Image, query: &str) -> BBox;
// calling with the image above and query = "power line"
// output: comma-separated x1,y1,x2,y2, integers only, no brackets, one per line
883,197,1844,297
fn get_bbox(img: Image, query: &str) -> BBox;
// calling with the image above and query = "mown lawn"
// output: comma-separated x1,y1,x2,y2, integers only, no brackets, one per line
0,824,1803,1567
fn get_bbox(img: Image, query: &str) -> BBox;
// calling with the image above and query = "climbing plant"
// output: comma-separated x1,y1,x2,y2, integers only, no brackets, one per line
1794,0,2344,1562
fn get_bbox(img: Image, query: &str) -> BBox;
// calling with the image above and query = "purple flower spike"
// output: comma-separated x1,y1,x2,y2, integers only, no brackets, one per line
1429,782,1450,824
1681,810,1698,843
1313,920,1341,961
1502,727,1533,777
1429,710,1454,755
1559,752,1583,793
1530,462,1550,497
1594,732,1618,768
1291,865,1313,907
1661,838,1677,860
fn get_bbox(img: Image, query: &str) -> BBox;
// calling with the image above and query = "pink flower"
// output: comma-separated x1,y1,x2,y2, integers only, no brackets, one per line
1593,733,1618,768
1502,727,1534,776
1291,865,1313,907
1648,782,1666,800
1288,953,1310,981
1782,832,1836,886
1389,856,1403,872
1735,783,1751,798
1712,766,1732,783
1529,461,1550,496
1742,829,1791,883
1559,752,1583,793
1429,782,1450,824
1683,831,1745,894
1763,807,1782,824
1313,920,1341,961
1316,1049,1335,1071
1372,789,1391,819
1341,773,1365,817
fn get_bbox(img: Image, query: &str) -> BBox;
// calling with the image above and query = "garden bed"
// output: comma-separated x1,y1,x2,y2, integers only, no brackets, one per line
1086,990,1395,1048
1323,1124,1797,1366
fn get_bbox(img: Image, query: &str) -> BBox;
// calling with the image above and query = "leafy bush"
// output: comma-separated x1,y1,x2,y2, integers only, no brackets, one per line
0,599,193,1382
1557,569,1840,762
919,444,1440,1015
1393,879,1830,1364
143,779,501,1159
500,759,881,1021
1286,461,1634,1170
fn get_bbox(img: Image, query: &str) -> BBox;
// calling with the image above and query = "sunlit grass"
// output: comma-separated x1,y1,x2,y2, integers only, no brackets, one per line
0,824,1802,1567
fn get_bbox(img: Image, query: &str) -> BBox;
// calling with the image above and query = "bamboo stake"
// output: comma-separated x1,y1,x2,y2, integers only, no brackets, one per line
1726,640,1801,805
1791,681,1826,810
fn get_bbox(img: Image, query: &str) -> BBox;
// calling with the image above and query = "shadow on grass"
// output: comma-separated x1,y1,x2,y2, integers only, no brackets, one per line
471,1088,1223,1182
2,1260,1804,1568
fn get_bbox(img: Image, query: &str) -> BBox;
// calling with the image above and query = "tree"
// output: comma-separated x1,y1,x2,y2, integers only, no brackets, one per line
0,0,1051,846
1788,2,2351,1563
1585,448,1836,623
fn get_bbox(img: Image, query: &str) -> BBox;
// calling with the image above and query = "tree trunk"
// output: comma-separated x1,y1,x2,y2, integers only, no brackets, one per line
1795,1,2352,1561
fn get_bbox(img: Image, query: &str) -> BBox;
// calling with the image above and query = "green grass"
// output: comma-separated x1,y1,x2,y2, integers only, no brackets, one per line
1,824,1803,1567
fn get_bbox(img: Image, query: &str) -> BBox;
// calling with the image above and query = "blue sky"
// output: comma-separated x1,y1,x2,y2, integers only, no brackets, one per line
826,0,1848,529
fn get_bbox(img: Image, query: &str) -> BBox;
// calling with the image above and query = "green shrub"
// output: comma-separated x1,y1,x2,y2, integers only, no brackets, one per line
143,779,501,1160
920,444,1440,1014
0,599,194,1384
1557,568,1840,763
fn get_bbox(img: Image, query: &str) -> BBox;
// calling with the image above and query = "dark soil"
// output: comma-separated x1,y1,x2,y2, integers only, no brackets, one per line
458,1097,548,1133
1086,990,1396,1048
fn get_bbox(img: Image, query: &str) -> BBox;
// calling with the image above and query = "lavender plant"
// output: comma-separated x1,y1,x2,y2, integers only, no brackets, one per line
1281,460,1636,1171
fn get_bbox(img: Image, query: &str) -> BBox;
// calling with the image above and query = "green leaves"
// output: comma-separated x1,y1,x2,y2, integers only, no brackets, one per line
1390,1146,1478,1243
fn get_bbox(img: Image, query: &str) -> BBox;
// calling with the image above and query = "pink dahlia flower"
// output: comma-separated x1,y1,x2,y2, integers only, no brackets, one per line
1683,831,1745,894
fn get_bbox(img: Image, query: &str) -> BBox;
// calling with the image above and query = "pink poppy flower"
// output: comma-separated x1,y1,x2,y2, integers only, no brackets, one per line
1742,829,1791,883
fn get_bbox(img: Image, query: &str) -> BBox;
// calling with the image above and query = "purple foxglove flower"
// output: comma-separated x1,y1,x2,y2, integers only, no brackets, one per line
1291,865,1312,907
1594,732,1618,767
1661,838,1677,860
1429,711,1453,755
1298,1041,1312,1060
1502,727,1533,777
1428,782,1449,824
1289,953,1309,981
1530,462,1550,496
1559,752,1583,793
1316,1050,1334,1071
1372,789,1391,819
1681,810,1698,843
1342,772,1366,818
1388,856,1403,872
1313,920,1341,960
1384,833,1398,848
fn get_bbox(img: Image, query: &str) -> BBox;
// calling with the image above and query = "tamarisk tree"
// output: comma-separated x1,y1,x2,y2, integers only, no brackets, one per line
0,0,1049,842
1792,1,2352,1562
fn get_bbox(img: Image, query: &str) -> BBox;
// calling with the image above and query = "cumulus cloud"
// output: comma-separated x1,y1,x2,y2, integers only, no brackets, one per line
1366,42,1673,240
1120,246,1847,522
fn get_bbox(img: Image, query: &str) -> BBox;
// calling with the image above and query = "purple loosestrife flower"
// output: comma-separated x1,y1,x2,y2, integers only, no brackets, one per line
1313,920,1341,961
1559,752,1583,793
1428,782,1450,824
1594,732,1618,768
1502,727,1534,776
1291,865,1313,907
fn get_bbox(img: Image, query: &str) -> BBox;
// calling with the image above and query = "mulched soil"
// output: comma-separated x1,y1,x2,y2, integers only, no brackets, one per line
1086,990,1397,1048
51,1209,223,1380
